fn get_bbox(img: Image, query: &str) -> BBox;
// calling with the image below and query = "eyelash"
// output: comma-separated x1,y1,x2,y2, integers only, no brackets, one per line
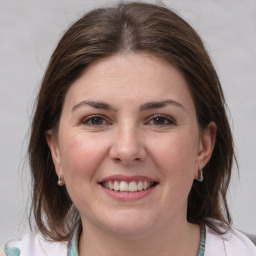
147,114,175,126
81,115,110,126
80,114,175,127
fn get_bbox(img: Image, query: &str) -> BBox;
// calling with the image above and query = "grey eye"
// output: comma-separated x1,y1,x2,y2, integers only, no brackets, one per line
149,115,174,126
82,116,108,126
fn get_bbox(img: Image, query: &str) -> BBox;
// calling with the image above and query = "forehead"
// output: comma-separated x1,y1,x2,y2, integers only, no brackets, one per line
63,52,195,111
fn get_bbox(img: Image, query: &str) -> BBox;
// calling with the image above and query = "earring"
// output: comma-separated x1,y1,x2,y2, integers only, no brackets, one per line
57,175,65,186
196,166,204,182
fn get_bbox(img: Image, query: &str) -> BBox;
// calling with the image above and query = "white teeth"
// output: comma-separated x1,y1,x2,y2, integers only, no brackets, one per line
102,180,154,192
137,181,143,191
113,181,120,191
120,181,129,192
143,181,148,190
129,181,137,192
109,180,113,190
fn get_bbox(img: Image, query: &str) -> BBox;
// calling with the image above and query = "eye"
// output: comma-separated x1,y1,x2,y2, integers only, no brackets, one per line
148,115,175,126
81,115,110,126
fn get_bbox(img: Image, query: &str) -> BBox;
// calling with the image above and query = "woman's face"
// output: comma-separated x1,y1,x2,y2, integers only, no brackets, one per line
47,53,215,238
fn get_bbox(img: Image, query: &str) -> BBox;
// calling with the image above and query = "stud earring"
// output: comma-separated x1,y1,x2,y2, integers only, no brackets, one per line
57,175,65,186
196,166,204,182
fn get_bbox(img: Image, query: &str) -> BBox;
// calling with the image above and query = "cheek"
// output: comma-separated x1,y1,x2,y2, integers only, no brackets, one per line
144,132,199,218
59,132,108,181
58,133,109,209
149,130,199,180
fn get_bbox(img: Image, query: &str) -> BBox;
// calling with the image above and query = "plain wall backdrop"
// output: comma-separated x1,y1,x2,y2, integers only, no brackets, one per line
0,0,255,245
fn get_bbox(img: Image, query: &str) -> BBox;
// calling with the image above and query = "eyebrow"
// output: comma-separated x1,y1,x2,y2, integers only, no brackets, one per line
71,99,184,112
140,100,185,111
72,100,117,112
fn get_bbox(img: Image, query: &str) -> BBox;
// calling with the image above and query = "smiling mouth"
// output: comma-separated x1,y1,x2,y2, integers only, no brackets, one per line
101,180,157,192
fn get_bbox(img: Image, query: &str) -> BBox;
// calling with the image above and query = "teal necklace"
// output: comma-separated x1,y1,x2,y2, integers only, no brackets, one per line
197,225,206,256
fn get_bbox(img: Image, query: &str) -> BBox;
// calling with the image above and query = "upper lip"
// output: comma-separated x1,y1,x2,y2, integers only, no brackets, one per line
99,174,158,183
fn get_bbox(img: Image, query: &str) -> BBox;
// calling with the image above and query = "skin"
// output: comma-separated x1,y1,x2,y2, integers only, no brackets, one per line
47,52,216,256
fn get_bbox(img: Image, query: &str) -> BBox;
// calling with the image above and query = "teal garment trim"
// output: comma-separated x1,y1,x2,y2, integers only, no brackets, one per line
4,246,21,256
68,224,206,256
197,225,206,256
67,224,80,256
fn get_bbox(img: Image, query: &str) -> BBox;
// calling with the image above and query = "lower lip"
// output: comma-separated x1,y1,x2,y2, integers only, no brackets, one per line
100,185,156,201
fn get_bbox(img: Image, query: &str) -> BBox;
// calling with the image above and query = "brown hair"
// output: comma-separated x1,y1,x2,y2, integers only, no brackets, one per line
29,2,234,241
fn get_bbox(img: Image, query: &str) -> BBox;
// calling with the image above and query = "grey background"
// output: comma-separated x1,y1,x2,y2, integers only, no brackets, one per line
0,0,255,245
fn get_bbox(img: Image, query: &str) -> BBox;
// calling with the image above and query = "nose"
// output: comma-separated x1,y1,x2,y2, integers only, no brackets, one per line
109,124,146,165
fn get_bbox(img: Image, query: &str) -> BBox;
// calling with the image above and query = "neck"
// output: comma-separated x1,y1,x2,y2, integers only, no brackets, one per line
78,220,201,256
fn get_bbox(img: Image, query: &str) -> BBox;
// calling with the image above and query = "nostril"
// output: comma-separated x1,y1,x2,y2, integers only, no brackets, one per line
109,142,146,165
114,156,142,165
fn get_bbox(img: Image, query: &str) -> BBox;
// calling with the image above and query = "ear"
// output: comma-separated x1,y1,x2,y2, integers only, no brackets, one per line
46,129,63,177
196,121,217,169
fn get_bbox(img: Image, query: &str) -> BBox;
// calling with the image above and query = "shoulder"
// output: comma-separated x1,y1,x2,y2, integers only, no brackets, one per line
205,223,256,256
3,231,68,256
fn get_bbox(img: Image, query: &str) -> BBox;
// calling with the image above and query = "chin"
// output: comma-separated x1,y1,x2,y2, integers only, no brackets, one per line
99,210,156,238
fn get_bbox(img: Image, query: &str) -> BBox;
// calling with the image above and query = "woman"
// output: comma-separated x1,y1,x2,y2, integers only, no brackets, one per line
2,2,256,256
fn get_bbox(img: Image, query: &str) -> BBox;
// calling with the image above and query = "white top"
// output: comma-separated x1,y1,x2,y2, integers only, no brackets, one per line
205,225,256,256
1,224,256,256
